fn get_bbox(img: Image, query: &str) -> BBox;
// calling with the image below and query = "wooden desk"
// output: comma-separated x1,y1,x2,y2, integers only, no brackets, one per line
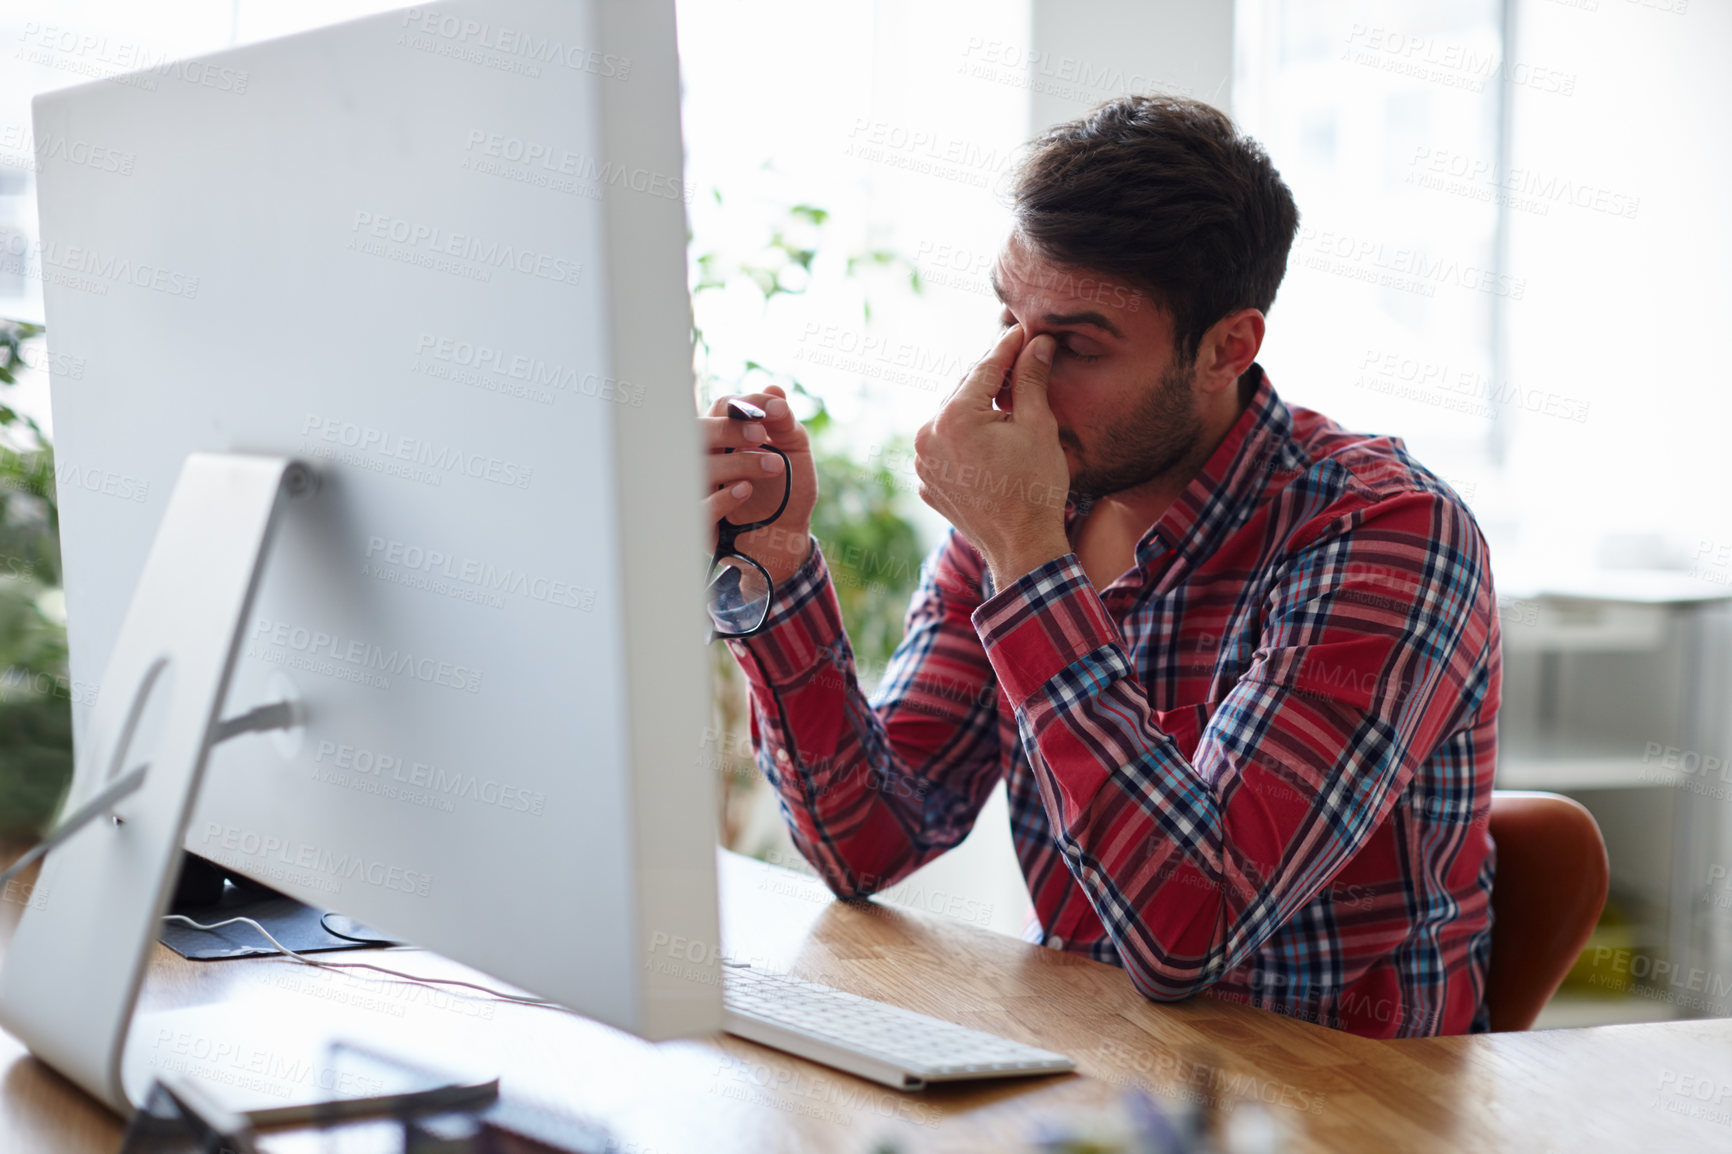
3,849,1731,1152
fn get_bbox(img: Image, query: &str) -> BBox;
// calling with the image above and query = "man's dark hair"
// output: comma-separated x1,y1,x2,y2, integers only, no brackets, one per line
1011,95,1300,363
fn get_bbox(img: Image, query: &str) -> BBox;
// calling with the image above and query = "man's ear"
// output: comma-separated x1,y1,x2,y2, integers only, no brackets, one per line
1195,309,1266,395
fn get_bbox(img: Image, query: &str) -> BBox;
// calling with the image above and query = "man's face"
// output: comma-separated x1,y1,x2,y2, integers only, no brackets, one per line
991,231,1201,502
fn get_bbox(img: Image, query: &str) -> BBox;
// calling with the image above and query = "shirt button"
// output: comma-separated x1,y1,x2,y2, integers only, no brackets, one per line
1046,935,1066,950
775,748,791,764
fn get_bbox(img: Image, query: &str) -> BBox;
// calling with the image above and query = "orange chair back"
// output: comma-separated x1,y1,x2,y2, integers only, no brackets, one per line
1485,789,1609,1031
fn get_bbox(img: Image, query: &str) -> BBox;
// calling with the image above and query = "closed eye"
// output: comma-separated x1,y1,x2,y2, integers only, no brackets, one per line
999,311,1106,362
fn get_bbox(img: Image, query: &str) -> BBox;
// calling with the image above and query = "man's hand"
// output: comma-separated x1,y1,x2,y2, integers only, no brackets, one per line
701,385,817,586
914,325,1071,589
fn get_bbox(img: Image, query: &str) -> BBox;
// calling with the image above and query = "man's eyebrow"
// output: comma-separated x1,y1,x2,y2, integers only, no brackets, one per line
989,268,1126,340
1042,309,1124,340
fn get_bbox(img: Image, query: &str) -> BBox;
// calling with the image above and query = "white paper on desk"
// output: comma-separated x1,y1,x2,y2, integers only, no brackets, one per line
124,984,496,1122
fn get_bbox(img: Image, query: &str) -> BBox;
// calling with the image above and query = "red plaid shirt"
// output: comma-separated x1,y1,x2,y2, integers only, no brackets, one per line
727,368,1500,1037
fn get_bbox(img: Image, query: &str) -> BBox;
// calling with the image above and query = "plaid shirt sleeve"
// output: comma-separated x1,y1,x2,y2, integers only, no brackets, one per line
726,530,1005,895
973,489,1496,1001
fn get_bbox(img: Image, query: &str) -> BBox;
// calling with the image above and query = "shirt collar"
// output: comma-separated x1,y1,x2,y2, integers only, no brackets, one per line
1153,364,1300,564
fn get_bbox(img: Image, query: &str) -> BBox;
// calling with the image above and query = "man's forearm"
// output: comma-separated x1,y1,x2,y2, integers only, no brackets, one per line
726,543,936,897
728,536,1004,899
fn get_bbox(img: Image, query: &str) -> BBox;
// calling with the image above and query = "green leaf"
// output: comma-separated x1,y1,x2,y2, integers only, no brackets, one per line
0,317,70,831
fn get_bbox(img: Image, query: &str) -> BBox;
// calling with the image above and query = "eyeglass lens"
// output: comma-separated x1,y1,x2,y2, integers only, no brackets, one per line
706,555,772,636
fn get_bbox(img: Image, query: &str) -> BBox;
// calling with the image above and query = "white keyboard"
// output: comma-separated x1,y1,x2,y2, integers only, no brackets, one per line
721,963,1075,1090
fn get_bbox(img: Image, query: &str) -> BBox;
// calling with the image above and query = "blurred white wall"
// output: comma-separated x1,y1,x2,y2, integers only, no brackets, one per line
1236,0,1732,577
1029,0,1234,131
1501,0,1732,575
1234,0,1507,527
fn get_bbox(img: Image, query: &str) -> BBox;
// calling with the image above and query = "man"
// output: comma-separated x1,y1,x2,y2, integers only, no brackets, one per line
701,95,1499,1037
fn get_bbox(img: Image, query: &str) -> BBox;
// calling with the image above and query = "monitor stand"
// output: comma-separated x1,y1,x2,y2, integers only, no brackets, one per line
0,453,310,1114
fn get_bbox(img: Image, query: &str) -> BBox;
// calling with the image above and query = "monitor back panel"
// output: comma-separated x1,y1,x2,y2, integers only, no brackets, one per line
33,0,719,1038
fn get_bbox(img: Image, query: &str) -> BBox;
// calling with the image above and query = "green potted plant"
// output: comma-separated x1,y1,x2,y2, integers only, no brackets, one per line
0,319,73,842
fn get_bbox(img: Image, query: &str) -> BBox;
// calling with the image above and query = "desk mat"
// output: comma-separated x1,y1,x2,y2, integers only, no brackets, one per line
159,886,397,960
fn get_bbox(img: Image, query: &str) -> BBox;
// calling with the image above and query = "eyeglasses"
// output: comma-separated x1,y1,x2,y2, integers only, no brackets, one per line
706,399,791,642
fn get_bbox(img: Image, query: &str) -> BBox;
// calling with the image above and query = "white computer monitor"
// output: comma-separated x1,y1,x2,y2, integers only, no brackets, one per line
0,0,720,1113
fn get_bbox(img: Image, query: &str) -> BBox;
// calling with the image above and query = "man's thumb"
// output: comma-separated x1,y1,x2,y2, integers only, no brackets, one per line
1012,334,1055,413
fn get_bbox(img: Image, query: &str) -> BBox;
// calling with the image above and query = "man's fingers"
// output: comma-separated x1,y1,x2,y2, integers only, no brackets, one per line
1009,334,1056,418
704,391,803,448
701,413,770,450
704,480,755,527
948,325,1025,408
760,391,799,438
705,448,786,491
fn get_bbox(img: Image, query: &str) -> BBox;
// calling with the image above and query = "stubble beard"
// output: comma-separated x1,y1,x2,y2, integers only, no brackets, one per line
1064,356,1203,504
